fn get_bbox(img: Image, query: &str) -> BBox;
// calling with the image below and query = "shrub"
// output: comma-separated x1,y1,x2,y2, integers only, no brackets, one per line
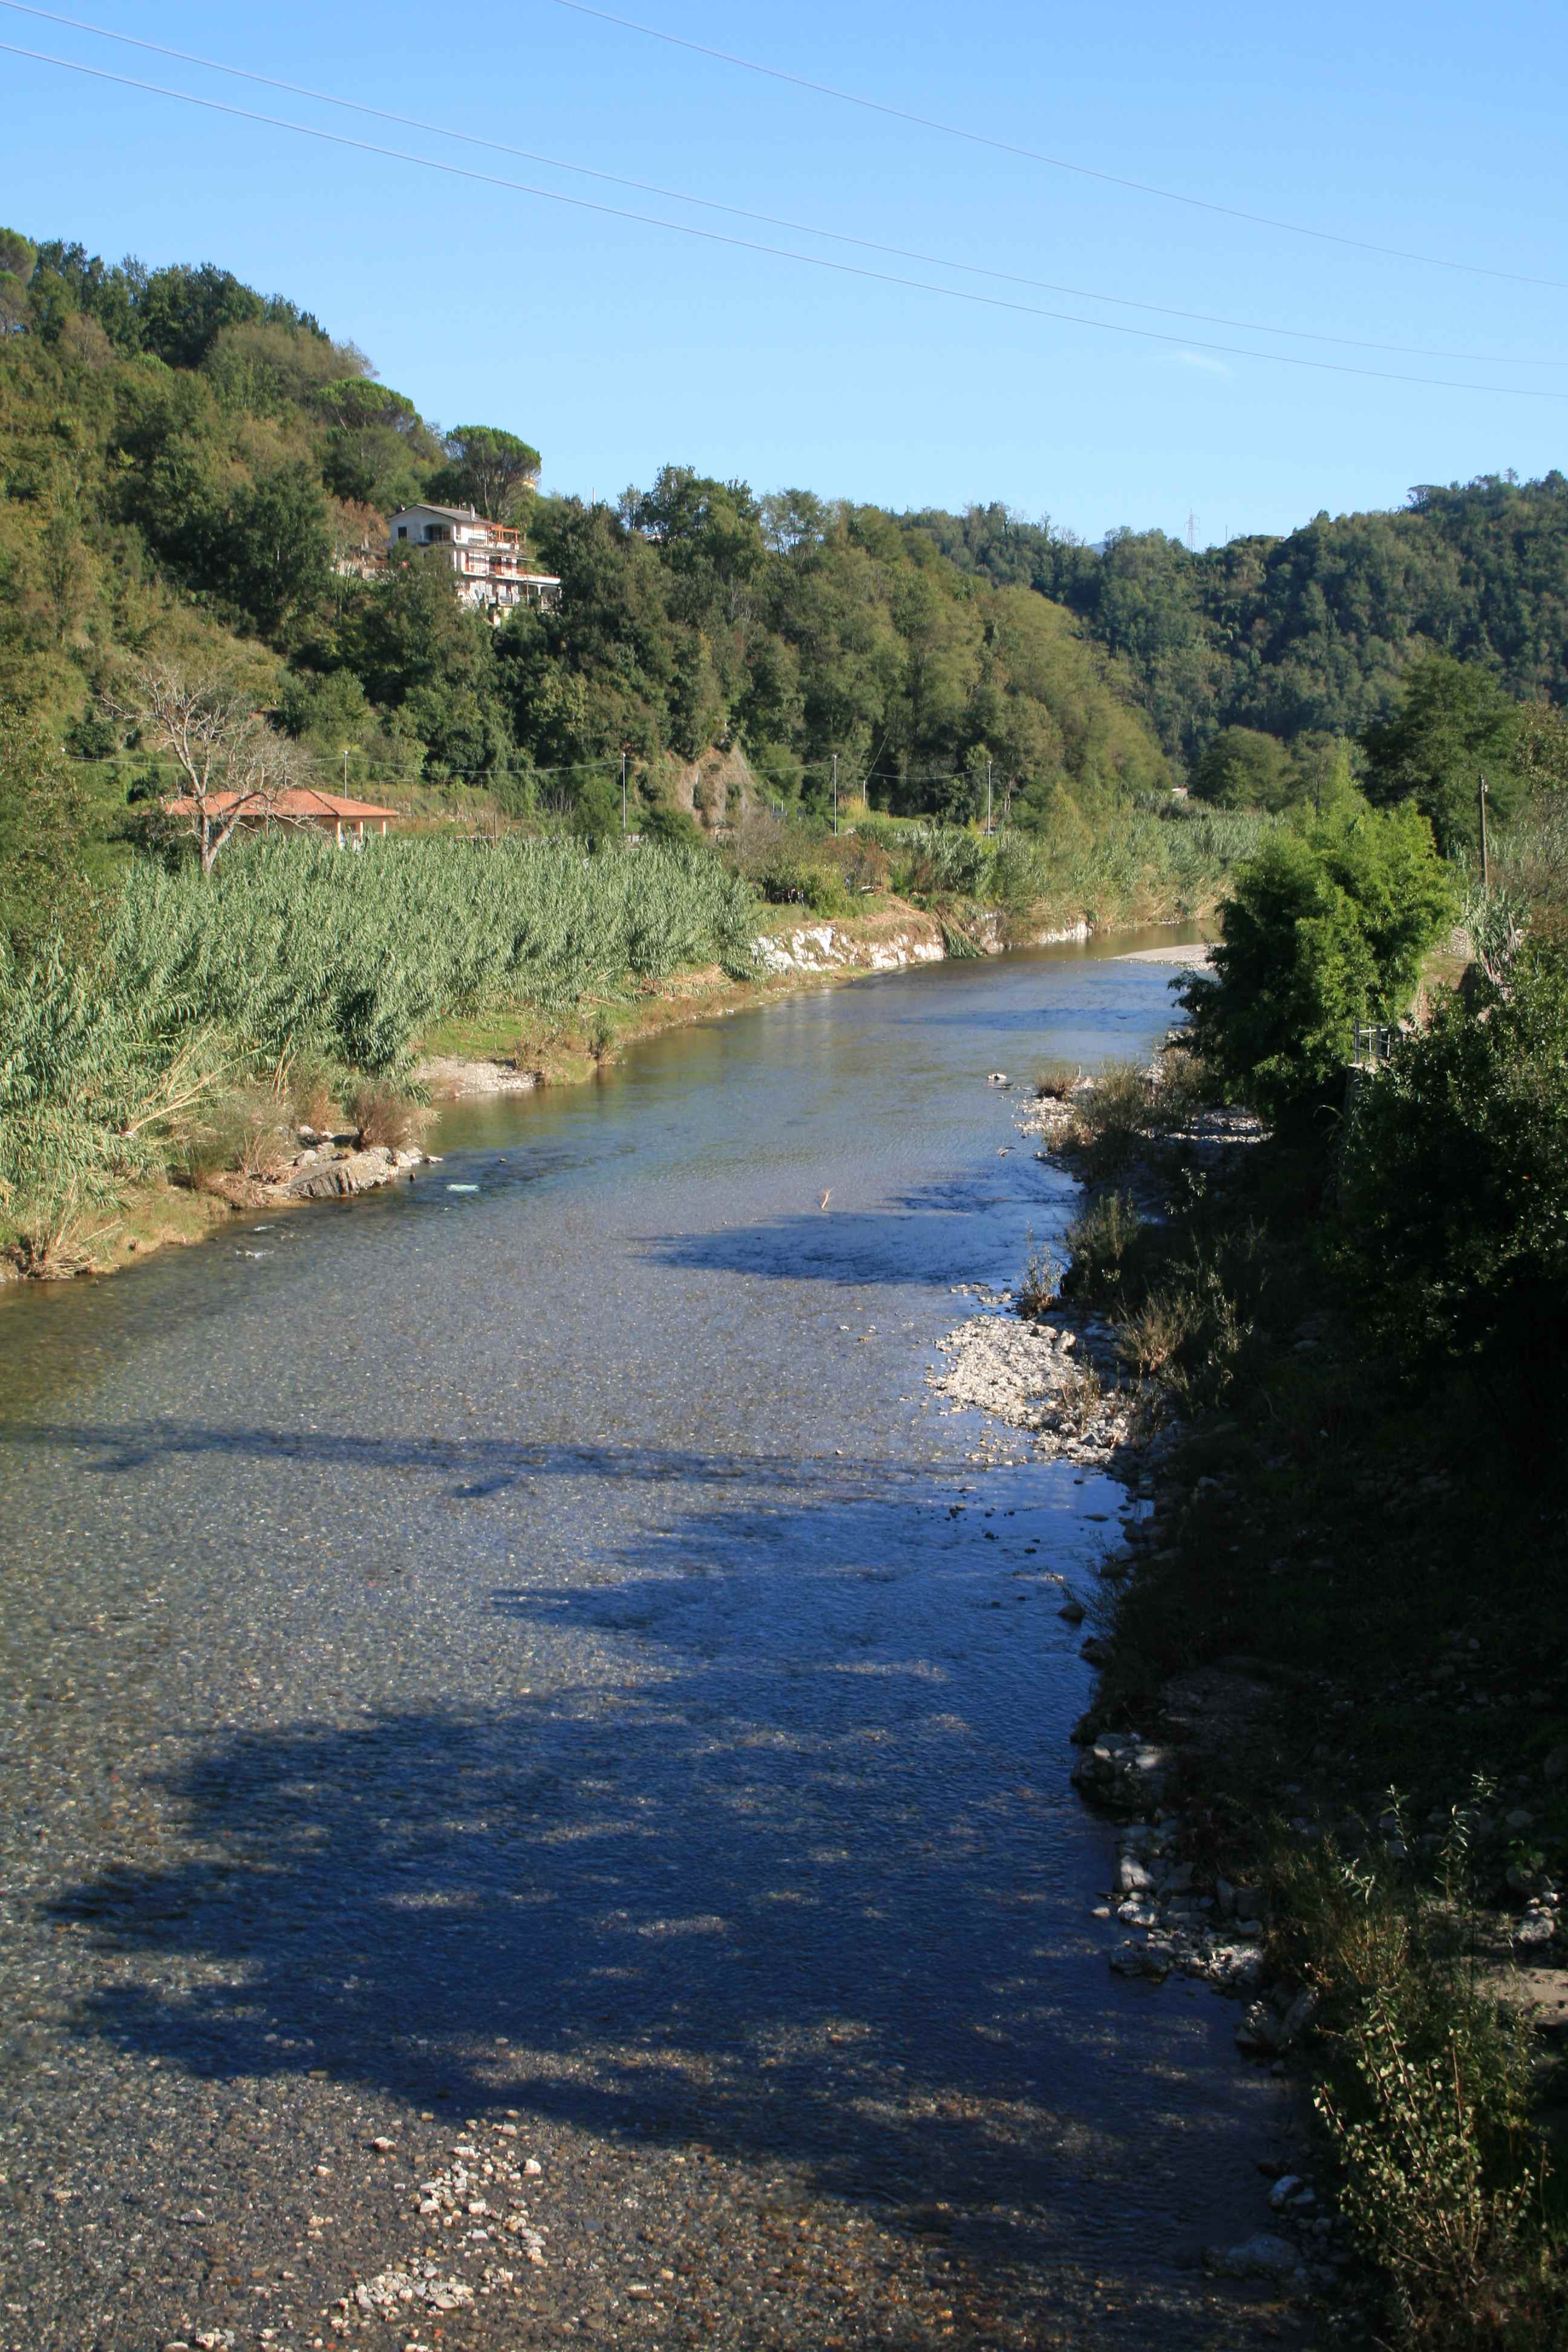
1270,1833,1557,2347
177,1087,292,1188
1016,1230,1062,1318
1033,1057,1080,1100
892,825,991,902
350,1081,423,1151
1178,804,1453,1121
1064,1059,1157,1177
1059,1190,1147,1304
754,857,850,916
1338,944,1568,1448
287,1057,341,1134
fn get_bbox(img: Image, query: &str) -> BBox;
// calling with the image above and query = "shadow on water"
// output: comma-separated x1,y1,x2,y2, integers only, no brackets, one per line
39,1425,1243,2279
6,1422,914,1495
641,1164,1077,1292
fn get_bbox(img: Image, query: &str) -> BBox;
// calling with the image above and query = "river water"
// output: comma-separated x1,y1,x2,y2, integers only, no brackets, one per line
0,931,1295,2351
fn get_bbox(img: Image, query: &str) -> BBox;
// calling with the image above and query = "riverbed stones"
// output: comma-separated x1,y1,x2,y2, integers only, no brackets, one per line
1070,1731,1171,1812
1202,2232,1303,2285
925,1304,1132,1468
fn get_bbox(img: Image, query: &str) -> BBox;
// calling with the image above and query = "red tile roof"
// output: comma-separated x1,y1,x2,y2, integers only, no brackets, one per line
163,788,402,821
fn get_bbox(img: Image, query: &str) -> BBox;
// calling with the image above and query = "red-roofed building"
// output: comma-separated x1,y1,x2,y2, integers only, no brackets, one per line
162,787,401,847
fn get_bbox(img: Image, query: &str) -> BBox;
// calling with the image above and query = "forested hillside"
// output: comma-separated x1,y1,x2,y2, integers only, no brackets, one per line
0,228,1168,831
913,474,1568,763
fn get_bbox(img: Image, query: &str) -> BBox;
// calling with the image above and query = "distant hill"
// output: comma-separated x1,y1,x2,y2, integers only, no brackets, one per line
909,473,1568,766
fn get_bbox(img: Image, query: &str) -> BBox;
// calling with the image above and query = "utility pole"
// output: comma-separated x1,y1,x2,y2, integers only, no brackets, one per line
985,758,993,835
831,751,839,837
621,750,629,836
1479,774,1489,890
342,747,350,794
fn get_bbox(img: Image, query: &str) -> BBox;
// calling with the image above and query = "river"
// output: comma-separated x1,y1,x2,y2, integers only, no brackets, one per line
0,930,1296,2351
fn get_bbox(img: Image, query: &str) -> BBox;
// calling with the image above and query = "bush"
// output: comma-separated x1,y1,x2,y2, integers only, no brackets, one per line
754,857,850,916
350,1080,423,1151
1179,804,1453,1122
1339,945,1568,1448
892,825,991,902
1062,1060,1157,1177
178,1087,292,1189
0,833,761,1259
1033,1057,1080,1100
1059,1190,1147,1303
1271,1833,1557,2348
1015,1230,1061,1318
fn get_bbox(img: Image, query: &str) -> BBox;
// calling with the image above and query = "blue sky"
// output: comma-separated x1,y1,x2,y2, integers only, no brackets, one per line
4,0,1567,543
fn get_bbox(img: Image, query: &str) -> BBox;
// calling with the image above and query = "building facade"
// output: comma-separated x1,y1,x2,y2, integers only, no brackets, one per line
385,503,561,615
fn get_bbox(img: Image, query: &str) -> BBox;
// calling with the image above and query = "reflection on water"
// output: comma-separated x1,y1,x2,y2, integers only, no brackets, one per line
0,929,1287,2345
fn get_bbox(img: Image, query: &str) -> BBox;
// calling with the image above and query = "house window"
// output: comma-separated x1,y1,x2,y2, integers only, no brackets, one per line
396,526,407,539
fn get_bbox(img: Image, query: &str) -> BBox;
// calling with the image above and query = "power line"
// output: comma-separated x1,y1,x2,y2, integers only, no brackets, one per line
7,41,1568,403
546,0,1568,295
1,1,1558,367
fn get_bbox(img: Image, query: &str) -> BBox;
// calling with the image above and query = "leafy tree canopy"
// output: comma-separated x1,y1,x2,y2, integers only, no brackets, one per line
1180,804,1453,1120
428,425,541,520
1192,726,1300,812
1361,653,1521,851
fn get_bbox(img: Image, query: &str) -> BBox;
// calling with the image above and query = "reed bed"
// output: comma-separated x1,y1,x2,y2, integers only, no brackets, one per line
1,835,760,1264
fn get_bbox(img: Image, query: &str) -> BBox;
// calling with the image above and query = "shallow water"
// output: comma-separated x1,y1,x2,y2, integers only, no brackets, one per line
0,929,1295,2348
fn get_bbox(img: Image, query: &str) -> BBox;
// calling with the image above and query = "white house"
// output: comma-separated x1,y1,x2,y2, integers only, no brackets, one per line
385,503,561,616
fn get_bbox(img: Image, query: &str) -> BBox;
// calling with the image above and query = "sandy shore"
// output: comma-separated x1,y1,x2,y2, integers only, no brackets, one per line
1112,942,1214,965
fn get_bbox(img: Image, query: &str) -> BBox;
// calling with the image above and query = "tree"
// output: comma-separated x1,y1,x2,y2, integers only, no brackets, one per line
136,261,266,368
0,226,34,334
1515,699,1568,797
219,463,333,635
1341,946,1568,1449
0,702,96,956
108,664,312,876
1192,725,1299,811
341,558,512,777
314,378,437,507
1179,804,1453,1120
428,425,541,520
1361,654,1522,851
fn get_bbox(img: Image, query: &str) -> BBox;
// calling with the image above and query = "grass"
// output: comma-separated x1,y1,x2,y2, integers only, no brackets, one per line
1058,1059,1158,1178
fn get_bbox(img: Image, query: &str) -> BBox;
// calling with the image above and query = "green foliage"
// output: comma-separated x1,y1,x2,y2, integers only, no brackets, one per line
1015,1230,1062,1318
1,218,1182,820
0,833,760,1258
0,928,232,1266
0,227,35,335
426,424,540,519
1363,654,1523,852
913,476,1568,770
1180,805,1453,1118
1059,1189,1146,1301
1191,725,1301,811
1339,947,1568,1437
1269,1833,1553,2349
93,833,759,1075
0,703,101,956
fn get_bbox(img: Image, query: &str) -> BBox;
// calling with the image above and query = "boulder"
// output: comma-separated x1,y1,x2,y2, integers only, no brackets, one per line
1203,2232,1302,2284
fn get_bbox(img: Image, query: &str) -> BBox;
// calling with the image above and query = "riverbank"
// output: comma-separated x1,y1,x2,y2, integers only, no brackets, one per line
964,1038,1568,2344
